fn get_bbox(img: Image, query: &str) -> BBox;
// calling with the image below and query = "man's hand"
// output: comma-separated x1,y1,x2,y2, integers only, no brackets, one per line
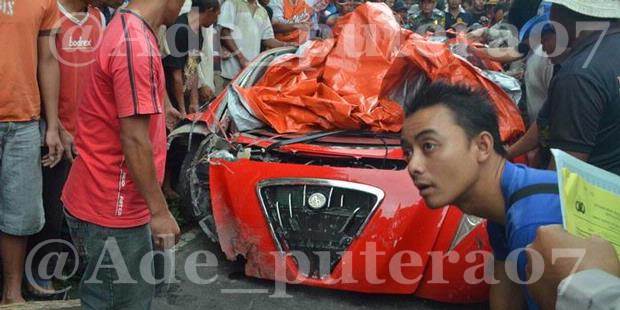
526,225,620,310
293,21,312,32
238,54,250,68
165,104,183,131
59,126,77,163
120,115,181,250
466,27,487,42
42,126,64,168
38,29,62,168
164,94,184,130
220,48,232,60
150,208,181,250
199,86,215,103
188,102,200,114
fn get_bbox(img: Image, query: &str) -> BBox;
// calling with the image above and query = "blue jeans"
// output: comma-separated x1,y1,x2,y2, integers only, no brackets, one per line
0,121,44,236
65,211,154,310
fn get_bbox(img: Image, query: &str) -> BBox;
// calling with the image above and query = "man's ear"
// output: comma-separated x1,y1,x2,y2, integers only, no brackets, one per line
474,131,494,162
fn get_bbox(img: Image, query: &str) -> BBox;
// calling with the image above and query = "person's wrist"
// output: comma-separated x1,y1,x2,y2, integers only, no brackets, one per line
147,194,170,216
46,118,60,131
150,205,170,218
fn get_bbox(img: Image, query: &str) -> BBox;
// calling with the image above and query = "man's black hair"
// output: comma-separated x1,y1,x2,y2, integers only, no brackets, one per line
508,0,541,30
405,81,507,156
192,0,220,12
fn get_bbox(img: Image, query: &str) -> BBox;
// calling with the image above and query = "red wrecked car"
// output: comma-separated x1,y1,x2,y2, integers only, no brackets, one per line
167,3,525,304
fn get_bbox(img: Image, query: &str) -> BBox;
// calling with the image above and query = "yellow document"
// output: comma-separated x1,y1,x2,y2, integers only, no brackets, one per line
552,149,620,257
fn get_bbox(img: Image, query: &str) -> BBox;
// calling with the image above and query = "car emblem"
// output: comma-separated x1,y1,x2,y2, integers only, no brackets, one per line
308,193,327,210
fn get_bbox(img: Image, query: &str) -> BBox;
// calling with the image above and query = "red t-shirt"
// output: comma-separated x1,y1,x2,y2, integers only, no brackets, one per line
62,9,167,228
56,4,105,136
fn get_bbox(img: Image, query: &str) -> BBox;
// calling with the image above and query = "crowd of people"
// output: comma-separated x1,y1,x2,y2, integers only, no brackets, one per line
0,0,619,309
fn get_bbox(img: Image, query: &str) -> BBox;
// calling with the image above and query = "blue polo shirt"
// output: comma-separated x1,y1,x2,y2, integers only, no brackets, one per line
487,161,563,310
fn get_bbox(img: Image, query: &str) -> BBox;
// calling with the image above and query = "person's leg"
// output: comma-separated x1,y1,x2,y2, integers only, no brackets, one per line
65,211,154,310
109,224,154,309
27,159,71,295
0,234,28,304
0,121,45,304
213,72,225,95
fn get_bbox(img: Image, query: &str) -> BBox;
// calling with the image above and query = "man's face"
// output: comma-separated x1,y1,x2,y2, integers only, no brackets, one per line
163,0,187,26
550,4,576,45
473,0,484,10
493,8,505,23
420,0,437,15
448,0,461,10
401,105,480,209
200,8,221,28
541,32,557,55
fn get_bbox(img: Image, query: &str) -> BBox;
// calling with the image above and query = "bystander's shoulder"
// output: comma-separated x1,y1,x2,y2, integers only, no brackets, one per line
544,26,620,176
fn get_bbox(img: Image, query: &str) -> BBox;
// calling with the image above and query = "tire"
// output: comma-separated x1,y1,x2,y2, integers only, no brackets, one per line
175,135,217,241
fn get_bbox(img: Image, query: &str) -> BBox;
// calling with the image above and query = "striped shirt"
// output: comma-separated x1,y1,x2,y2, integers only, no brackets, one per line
62,9,166,228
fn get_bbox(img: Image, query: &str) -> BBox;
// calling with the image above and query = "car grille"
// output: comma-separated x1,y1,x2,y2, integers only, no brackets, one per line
257,179,384,279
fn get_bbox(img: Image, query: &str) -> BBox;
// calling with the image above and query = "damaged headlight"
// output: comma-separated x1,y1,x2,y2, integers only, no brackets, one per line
449,214,483,250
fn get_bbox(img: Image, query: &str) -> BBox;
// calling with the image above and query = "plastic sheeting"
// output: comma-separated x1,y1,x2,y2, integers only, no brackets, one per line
235,3,525,142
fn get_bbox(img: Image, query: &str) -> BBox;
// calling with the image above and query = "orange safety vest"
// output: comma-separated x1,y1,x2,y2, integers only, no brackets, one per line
275,0,313,44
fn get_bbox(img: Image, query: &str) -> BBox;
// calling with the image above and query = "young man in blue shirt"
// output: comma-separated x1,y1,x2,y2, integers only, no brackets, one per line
401,82,562,310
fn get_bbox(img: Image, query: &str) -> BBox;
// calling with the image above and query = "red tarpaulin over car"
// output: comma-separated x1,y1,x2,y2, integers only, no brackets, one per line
235,3,525,142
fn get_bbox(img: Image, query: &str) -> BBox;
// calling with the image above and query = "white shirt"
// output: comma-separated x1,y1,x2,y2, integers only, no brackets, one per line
218,0,275,79
557,269,620,310
524,45,554,122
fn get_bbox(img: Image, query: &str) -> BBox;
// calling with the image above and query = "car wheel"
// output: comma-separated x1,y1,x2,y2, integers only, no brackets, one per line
176,135,218,242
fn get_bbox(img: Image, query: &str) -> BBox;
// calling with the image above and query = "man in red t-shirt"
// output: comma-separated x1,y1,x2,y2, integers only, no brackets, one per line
61,0,184,308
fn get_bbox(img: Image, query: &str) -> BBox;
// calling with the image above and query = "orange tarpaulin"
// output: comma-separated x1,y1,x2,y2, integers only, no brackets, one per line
236,3,525,142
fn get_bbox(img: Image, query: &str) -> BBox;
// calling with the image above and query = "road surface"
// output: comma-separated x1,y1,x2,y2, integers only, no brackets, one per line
152,228,488,310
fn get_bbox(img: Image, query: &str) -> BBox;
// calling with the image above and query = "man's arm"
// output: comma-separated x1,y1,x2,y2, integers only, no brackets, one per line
268,0,301,34
120,116,180,249
170,68,187,115
164,91,183,130
507,121,540,160
188,72,200,113
272,21,310,34
491,260,525,310
527,225,620,310
547,151,589,170
469,46,525,64
220,27,250,68
262,38,294,50
38,33,64,168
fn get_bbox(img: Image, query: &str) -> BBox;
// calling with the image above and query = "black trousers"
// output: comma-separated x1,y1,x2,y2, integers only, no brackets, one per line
27,159,71,276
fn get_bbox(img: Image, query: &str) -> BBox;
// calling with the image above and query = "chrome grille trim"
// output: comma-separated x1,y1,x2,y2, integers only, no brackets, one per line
256,178,385,254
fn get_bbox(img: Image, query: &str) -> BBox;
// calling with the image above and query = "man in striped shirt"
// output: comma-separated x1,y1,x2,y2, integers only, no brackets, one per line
61,0,184,308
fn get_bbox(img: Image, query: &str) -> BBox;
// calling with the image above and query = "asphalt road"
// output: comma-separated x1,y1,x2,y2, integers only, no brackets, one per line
152,228,489,310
